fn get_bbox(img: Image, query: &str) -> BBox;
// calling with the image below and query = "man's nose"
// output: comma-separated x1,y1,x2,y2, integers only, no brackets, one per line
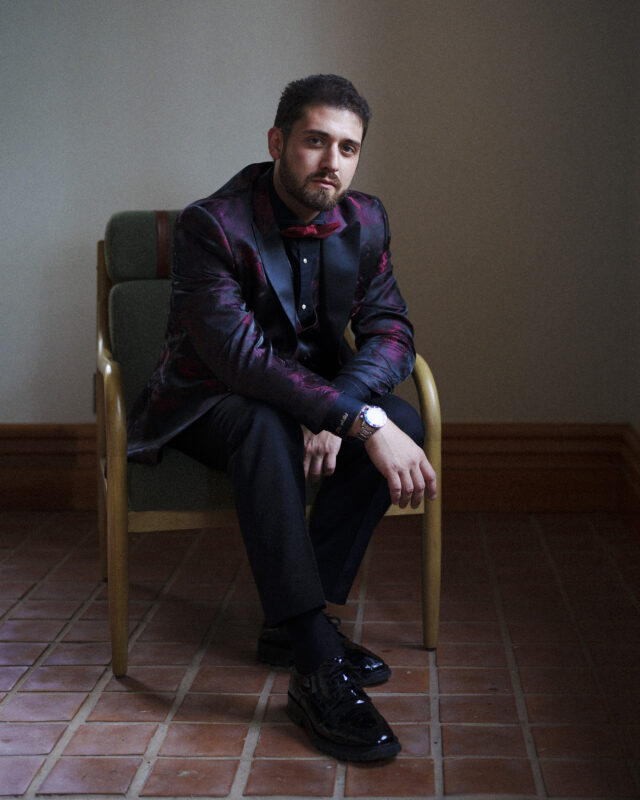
320,144,340,172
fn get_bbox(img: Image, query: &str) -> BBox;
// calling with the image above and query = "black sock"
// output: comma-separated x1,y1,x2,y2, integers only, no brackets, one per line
284,608,345,674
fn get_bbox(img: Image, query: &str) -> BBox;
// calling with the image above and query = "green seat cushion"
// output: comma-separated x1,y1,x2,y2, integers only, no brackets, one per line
128,448,321,512
128,448,236,511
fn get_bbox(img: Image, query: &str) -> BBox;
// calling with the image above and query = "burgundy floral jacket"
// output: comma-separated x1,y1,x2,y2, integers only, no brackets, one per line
127,162,415,463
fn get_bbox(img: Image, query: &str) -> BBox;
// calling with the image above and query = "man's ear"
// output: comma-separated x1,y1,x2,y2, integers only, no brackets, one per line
267,126,283,161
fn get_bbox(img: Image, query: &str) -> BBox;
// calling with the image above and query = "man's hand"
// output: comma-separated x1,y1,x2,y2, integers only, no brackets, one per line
362,419,437,509
302,426,342,483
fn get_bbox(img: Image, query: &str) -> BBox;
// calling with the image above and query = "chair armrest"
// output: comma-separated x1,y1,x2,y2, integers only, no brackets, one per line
97,339,127,462
410,353,442,476
411,354,442,650
96,239,127,463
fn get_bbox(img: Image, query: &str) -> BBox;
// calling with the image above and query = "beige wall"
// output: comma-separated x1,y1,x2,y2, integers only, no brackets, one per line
1,0,637,426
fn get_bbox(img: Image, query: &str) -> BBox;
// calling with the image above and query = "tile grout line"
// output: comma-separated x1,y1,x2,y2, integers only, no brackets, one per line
428,646,443,798
14,511,637,800
585,515,640,795
126,527,249,797
120,527,209,662
1,516,120,799
425,509,444,799
1,521,109,709
586,515,640,614
8,522,236,800
23,654,116,800
531,513,640,799
0,512,91,625
0,512,55,606
125,527,209,797
360,528,439,796
0,514,169,799
478,512,548,799
332,546,373,800
226,669,277,800
532,514,640,798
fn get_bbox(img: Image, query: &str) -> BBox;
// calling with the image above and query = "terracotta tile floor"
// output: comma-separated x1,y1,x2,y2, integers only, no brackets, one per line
0,509,639,798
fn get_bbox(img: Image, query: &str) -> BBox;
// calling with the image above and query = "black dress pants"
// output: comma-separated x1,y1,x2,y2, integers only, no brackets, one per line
172,393,424,627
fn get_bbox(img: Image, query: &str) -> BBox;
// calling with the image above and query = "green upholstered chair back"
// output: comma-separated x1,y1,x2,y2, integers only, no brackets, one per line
101,209,243,514
104,211,179,411
101,209,318,514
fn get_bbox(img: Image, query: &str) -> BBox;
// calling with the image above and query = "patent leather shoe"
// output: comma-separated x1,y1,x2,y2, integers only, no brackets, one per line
286,656,401,761
257,617,391,686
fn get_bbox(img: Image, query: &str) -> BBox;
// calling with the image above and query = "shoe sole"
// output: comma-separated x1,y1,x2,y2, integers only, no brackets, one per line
286,693,401,762
358,663,392,686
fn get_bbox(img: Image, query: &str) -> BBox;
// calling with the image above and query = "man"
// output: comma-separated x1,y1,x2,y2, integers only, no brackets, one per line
128,74,437,762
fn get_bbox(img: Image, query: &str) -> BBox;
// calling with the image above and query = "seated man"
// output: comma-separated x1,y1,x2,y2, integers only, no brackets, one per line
127,74,437,762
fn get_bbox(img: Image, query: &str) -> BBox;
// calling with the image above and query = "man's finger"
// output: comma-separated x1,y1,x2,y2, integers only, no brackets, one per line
303,451,312,481
418,458,437,500
309,455,324,483
410,467,426,508
323,451,337,476
398,470,414,509
387,474,402,505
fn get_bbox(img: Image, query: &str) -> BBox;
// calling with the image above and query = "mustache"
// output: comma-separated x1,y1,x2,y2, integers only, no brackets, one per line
308,171,341,188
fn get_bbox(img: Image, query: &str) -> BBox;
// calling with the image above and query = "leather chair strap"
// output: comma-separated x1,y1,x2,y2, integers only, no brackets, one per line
155,210,170,278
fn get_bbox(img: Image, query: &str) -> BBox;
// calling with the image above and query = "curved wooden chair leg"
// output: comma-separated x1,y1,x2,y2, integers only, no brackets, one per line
411,354,442,651
107,455,129,678
422,493,442,649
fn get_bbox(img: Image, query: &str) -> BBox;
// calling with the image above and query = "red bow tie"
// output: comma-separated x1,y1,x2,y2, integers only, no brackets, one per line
280,221,341,239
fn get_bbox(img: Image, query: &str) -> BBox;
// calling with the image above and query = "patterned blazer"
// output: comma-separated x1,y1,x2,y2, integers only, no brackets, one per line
127,162,415,463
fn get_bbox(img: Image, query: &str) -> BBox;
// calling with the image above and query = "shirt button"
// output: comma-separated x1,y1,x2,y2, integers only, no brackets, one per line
302,258,308,264
301,304,307,310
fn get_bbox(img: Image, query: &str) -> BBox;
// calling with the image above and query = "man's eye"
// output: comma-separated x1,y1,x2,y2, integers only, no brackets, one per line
342,145,357,155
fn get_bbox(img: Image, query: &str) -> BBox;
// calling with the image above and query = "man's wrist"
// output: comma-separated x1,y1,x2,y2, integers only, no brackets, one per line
347,407,367,438
350,405,388,442
322,394,365,437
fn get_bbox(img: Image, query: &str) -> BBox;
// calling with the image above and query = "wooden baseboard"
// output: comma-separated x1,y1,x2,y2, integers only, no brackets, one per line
0,424,97,511
442,423,634,514
0,423,638,518
620,425,640,520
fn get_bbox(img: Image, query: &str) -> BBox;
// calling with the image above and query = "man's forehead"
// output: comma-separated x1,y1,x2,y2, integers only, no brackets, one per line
295,104,363,140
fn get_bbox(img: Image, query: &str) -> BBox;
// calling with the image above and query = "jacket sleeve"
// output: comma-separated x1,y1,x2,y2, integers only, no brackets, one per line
334,198,416,396
171,203,341,433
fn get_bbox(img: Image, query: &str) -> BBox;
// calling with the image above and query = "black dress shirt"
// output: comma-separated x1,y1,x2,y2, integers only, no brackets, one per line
268,177,370,436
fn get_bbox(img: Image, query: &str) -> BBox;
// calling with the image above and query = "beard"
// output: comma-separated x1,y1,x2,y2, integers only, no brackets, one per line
278,150,344,213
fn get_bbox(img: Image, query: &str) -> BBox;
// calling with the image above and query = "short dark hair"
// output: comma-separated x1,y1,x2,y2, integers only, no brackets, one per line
274,74,371,140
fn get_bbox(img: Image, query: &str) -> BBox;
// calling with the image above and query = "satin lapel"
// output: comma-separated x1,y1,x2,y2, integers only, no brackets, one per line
321,221,361,344
251,221,297,332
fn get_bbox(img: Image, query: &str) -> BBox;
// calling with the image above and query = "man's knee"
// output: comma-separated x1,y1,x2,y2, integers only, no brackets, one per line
227,398,303,454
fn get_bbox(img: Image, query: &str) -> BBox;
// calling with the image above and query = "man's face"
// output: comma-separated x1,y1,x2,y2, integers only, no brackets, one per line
268,105,363,222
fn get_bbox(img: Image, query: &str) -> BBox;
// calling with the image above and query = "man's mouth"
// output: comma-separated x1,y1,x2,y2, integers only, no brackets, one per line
310,174,339,189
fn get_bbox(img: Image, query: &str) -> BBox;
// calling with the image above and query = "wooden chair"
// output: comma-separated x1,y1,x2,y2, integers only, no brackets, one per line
96,210,442,677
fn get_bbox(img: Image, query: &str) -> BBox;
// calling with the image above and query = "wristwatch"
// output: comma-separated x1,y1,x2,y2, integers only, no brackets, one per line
356,405,388,442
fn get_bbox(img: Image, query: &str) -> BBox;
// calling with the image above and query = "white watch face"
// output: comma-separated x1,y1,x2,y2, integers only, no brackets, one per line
364,406,387,429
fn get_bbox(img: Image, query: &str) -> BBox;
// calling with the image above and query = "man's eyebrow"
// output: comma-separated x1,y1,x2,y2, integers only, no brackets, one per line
302,128,362,147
